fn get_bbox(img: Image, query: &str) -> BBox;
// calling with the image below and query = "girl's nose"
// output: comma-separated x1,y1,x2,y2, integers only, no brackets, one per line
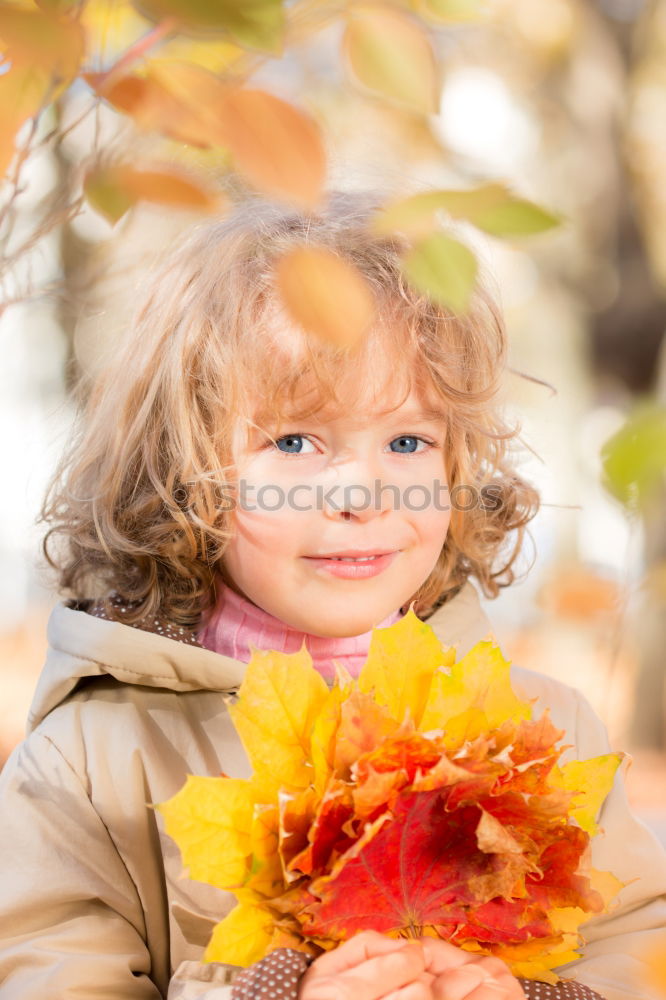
321,470,397,523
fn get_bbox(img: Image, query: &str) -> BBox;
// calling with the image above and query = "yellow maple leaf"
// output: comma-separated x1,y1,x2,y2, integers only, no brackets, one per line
155,775,254,890
244,804,283,898
229,643,330,801
204,900,274,966
311,683,347,796
550,753,624,835
358,605,454,728
419,640,532,743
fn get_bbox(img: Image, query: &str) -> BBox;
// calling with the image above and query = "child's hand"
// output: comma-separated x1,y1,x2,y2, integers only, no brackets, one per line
298,929,433,999
420,938,525,1000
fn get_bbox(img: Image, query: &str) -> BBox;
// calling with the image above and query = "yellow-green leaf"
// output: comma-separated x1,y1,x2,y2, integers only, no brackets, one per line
358,605,455,729
84,166,134,224
343,5,438,114
402,232,478,313
275,245,376,349
204,901,274,965
411,0,490,23
133,0,285,54
601,404,666,509
550,753,623,835
374,185,560,240
155,775,254,889
419,640,532,738
229,644,330,800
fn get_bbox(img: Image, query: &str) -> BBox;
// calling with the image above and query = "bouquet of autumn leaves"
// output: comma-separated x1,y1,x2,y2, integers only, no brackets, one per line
157,608,624,984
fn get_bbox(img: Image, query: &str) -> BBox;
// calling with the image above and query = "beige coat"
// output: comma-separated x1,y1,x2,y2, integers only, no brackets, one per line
0,582,664,1000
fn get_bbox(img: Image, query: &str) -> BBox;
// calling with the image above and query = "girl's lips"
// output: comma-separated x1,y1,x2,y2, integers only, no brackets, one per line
302,551,398,579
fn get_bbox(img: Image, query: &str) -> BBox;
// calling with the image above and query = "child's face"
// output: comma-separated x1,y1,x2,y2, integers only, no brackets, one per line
220,366,452,637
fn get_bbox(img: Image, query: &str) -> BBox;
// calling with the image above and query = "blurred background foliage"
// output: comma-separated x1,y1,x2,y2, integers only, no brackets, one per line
1,0,665,859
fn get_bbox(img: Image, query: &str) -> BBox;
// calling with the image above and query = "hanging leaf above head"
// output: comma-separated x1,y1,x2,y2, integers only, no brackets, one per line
401,231,478,314
131,0,286,54
275,245,376,350
215,88,327,210
412,0,492,23
0,3,85,85
373,185,561,240
0,3,85,177
84,163,224,224
342,4,439,114
84,61,230,147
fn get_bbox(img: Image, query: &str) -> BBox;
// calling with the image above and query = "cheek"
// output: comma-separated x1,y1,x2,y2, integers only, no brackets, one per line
229,502,303,556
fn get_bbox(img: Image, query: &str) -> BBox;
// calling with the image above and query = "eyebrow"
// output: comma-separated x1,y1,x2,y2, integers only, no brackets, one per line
390,408,446,421
253,405,447,428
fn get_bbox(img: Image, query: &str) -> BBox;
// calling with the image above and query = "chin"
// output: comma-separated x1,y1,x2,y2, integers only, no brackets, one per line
306,617,378,639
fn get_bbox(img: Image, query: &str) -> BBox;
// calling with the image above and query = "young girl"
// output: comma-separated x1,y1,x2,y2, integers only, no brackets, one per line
0,192,664,1000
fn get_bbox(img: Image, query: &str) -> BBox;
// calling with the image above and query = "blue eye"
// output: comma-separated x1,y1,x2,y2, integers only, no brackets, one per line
271,433,433,455
274,434,315,454
389,435,428,454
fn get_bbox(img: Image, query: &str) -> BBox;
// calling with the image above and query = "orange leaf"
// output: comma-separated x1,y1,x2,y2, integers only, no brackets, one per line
343,5,439,113
84,163,223,223
0,4,84,83
275,246,376,349
84,62,229,147
0,65,50,176
216,88,326,209
0,4,84,176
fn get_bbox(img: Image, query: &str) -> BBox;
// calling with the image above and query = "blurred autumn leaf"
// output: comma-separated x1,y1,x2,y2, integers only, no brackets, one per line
84,62,229,146
343,5,439,113
0,3,84,80
412,0,490,22
132,0,286,54
84,163,223,223
0,67,50,177
0,2,84,172
601,404,666,510
275,246,376,349
0,0,562,323
402,232,478,313
215,88,327,209
537,565,621,621
374,185,561,239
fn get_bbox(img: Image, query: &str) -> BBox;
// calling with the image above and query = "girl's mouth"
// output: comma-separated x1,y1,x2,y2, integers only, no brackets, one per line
302,552,398,579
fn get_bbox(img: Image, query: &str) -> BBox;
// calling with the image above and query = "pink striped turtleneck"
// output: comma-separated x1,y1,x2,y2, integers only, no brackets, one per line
196,579,404,682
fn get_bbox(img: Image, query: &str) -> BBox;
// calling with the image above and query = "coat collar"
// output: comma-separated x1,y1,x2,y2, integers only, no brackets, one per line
28,581,494,732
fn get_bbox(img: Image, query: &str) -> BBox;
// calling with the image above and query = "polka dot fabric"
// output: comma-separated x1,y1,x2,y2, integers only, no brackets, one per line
230,949,312,998
517,979,605,999
228,950,606,999
85,593,202,646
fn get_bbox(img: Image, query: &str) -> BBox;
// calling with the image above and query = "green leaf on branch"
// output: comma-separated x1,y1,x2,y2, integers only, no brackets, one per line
132,0,286,53
402,232,478,313
601,404,666,509
343,5,439,114
374,185,560,240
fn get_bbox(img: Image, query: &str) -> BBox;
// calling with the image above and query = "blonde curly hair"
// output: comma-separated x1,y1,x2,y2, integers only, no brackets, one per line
39,190,539,629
